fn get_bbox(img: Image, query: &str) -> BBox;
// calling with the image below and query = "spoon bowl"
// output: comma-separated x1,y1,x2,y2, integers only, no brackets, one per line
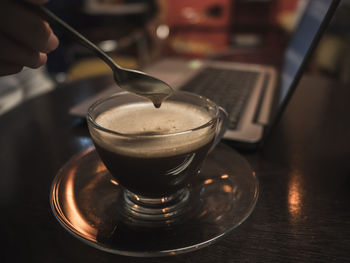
113,67,173,108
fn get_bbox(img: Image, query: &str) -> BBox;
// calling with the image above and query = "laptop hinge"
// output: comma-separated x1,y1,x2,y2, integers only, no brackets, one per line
253,69,277,125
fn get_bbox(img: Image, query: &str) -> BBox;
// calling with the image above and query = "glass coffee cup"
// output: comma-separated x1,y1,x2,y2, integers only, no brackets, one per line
87,91,227,226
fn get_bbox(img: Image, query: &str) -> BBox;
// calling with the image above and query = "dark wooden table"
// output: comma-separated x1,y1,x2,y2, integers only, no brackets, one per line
1,74,349,262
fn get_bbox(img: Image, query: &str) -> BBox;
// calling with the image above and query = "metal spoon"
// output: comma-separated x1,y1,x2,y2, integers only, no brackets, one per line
20,1,173,107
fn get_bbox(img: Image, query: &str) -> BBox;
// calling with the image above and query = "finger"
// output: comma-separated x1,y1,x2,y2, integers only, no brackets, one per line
0,33,47,68
0,1,59,53
0,60,24,76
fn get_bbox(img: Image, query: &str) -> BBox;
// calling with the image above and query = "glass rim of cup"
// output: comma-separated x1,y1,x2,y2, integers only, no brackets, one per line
86,91,221,139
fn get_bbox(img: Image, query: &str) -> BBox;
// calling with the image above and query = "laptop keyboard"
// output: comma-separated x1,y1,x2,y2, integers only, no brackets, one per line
180,67,259,129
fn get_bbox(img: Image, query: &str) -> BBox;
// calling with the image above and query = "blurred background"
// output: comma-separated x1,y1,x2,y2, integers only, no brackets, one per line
0,0,349,115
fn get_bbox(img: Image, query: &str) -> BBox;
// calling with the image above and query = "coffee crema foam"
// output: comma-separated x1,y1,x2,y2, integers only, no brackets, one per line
93,101,215,158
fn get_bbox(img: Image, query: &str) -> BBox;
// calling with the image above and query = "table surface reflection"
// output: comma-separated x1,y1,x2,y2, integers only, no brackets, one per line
0,74,349,262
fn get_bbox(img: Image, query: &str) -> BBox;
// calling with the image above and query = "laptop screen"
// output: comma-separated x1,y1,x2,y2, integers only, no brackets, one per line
278,0,337,107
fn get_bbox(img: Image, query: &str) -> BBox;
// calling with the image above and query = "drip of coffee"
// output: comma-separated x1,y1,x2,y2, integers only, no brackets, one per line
132,91,168,108
127,78,173,108
146,93,165,108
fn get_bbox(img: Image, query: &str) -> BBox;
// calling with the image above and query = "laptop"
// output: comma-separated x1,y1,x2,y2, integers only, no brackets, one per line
70,0,340,150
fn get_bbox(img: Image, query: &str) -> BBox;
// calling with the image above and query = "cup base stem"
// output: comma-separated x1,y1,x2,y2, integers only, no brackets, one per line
121,188,190,227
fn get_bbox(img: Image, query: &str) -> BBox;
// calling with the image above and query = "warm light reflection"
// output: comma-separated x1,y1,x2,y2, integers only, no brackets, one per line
95,161,107,174
287,169,304,223
129,205,140,215
65,165,97,241
221,174,229,179
204,179,214,185
163,212,172,218
199,210,207,217
222,185,232,193
109,179,119,186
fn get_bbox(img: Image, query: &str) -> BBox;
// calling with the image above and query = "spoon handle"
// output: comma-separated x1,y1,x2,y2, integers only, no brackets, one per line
18,1,121,71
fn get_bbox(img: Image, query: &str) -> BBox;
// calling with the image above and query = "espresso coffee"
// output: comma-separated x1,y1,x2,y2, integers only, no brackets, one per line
91,101,216,198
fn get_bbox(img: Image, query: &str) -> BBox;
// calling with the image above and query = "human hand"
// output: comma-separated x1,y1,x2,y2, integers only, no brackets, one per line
0,0,59,76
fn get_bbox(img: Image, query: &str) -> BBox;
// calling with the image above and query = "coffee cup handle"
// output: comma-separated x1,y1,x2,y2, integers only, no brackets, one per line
210,106,229,152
